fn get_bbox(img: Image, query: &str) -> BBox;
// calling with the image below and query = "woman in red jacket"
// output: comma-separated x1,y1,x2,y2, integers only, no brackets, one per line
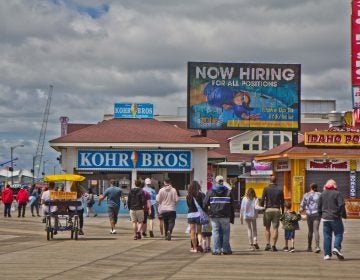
16,186,29,218
2,184,14,217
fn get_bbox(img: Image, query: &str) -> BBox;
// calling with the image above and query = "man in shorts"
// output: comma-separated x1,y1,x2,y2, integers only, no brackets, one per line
127,179,148,240
260,175,284,252
98,179,126,234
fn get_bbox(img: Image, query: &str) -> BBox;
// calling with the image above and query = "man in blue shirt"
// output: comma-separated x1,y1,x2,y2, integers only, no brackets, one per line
98,179,126,234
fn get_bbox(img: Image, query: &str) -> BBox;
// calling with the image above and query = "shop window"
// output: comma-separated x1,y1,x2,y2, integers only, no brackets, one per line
262,132,270,150
243,143,250,150
273,132,281,147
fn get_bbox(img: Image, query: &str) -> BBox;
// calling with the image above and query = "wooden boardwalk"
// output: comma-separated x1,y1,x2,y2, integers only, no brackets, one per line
0,210,359,279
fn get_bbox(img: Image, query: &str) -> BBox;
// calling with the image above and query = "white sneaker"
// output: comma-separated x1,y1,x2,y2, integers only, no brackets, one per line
324,255,331,260
332,248,344,260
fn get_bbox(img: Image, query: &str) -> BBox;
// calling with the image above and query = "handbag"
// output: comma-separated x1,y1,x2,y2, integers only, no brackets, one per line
193,197,209,225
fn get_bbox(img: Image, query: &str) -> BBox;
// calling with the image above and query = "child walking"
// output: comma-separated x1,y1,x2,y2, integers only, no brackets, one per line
280,200,301,253
240,188,262,250
201,221,212,252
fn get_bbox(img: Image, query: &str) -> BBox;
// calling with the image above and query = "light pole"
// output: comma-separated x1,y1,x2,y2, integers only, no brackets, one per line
42,159,49,180
10,144,24,187
32,156,37,185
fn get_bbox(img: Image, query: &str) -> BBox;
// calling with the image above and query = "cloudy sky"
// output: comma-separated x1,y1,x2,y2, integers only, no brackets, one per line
0,0,353,175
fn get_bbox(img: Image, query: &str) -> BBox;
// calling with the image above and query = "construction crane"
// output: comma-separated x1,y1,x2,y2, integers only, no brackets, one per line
34,85,54,181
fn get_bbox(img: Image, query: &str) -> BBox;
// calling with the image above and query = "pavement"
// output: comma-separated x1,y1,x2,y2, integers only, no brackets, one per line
0,207,359,280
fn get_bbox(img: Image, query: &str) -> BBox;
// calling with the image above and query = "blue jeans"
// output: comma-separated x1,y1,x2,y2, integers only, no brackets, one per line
323,219,344,256
211,217,231,254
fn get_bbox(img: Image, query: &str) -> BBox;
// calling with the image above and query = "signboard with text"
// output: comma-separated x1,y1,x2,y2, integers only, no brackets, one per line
114,103,153,119
307,159,350,171
77,150,191,171
352,1,360,107
305,131,360,146
187,62,300,130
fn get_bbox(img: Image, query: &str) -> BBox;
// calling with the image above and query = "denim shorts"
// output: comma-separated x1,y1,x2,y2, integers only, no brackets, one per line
284,229,295,240
188,216,201,224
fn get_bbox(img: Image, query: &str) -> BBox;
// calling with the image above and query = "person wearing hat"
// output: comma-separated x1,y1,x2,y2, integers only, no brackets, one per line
143,178,157,238
203,175,235,255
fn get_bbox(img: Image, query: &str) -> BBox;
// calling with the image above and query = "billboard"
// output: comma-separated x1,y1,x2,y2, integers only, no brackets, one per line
352,0,360,107
187,62,301,130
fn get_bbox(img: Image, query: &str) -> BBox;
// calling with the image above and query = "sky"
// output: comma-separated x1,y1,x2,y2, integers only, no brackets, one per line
0,0,353,175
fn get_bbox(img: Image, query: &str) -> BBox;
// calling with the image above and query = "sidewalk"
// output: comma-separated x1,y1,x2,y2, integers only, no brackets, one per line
0,210,359,279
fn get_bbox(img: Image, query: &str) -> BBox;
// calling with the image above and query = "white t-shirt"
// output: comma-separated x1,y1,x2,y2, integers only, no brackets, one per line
41,190,57,213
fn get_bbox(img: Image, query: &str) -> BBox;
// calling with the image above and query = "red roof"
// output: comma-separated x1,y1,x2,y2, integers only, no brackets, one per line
53,119,332,162
50,118,218,145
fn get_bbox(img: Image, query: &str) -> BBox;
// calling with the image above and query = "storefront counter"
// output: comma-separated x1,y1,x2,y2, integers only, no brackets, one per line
345,198,360,219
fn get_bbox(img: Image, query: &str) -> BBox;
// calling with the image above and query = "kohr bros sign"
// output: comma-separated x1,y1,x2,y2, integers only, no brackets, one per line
77,150,192,171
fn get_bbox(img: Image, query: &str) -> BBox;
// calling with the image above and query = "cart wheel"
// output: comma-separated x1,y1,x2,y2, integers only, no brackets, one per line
74,215,79,240
46,216,51,240
46,227,50,240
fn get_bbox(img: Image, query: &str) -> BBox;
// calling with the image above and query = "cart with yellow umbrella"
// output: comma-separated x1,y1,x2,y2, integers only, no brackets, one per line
43,174,85,240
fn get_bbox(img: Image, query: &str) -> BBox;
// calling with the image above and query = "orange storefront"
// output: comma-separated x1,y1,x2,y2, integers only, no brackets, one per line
255,131,360,218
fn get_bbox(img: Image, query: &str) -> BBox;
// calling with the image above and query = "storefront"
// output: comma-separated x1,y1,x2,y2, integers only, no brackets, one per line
255,132,360,218
49,105,219,214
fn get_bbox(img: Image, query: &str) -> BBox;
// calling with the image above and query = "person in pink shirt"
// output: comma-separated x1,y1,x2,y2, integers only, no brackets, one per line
156,178,178,241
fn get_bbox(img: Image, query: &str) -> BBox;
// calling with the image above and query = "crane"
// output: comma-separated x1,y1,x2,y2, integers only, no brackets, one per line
34,85,53,181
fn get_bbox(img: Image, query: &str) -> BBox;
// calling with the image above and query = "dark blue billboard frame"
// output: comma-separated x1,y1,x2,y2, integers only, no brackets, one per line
187,61,301,131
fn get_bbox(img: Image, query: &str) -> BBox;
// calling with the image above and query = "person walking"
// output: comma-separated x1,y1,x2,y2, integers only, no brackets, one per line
186,180,205,253
260,175,285,252
203,175,235,255
2,184,14,217
280,200,301,253
127,179,147,240
240,188,262,250
143,178,157,237
318,179,347,261
69,182,85,235
299,183,321,253
98,179,127,234
156,178,178,241
84,188,97,217
29,184,41,217
16,185,29,217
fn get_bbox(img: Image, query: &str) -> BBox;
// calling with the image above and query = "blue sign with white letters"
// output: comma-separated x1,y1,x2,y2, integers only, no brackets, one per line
77,150,192,171
114,103,153,119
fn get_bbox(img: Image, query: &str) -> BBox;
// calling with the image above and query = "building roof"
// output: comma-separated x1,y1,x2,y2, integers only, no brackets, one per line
67,124,93,134
255,134,360,160
54,118,331,162
50,118,219,150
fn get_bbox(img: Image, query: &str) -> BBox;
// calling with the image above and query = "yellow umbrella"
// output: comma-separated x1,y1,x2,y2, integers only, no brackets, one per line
44,174,85,182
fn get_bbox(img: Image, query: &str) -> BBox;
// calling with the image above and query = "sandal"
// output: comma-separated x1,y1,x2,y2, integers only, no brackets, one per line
190,248,197,253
